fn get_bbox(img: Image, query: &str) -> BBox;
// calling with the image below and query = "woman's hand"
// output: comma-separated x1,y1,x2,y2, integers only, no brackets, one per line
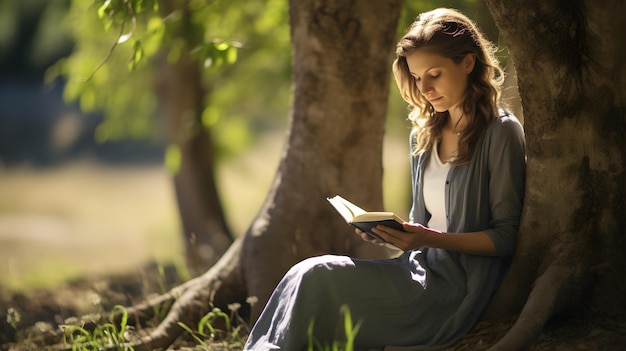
370,222,441,251
355,228,387,245
361,223,500,256
355,228,401,250
355,223,442,251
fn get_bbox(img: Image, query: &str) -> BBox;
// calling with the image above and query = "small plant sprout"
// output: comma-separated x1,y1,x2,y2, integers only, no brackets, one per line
307,304,362,351
7,308,20,329
339,304,361,351
178,305,247,350
246,296,258,308
61,305,135,351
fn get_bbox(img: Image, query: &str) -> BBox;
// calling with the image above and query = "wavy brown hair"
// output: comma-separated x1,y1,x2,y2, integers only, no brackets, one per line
392,8,504,165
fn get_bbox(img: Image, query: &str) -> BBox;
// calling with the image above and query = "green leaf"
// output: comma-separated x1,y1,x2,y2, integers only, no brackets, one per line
165,144,182,174
134,40,144,61
97,0,111,19
202,106,220,127
224,46,237,64
102,17,113,31
147,16,164,32
128,40,144,71
79,88,96,111
215,41,230,51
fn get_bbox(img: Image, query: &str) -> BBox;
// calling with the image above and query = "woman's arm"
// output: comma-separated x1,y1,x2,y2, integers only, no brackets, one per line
366,223,499,256
360,115,526,256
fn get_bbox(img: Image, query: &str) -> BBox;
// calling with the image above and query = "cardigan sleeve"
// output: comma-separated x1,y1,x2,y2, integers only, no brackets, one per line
409,128,419,224
484,115,526,256
408,128,431,226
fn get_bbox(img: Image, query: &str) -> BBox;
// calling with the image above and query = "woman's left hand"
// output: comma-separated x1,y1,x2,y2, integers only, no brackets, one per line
371,222,442,251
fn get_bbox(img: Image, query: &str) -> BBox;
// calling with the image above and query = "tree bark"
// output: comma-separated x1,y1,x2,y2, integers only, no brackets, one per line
241,0,403,320
479,0,626,349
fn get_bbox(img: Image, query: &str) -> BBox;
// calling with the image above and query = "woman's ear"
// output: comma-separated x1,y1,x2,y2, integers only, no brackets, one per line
463,53,476,74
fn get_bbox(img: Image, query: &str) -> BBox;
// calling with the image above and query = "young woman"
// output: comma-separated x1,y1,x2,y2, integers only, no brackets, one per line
244,8,525,350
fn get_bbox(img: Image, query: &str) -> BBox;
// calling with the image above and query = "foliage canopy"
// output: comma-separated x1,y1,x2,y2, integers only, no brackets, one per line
48,0,291,158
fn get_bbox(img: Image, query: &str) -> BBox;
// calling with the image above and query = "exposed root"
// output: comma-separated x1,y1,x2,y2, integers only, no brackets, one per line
125,238,245,351
488,238,592,351
114,275,201,327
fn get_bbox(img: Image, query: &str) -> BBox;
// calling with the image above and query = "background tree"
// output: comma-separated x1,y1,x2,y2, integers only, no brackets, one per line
50,0,292,274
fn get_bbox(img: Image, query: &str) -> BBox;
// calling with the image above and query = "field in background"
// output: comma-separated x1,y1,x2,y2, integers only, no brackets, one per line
0,132,409,292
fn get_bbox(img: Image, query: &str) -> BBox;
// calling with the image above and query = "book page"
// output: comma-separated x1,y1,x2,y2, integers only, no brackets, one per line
353,212,405,224
327,195,405,250
327,195,366,223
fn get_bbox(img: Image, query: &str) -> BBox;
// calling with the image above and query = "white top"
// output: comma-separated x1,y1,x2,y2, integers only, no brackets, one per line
423,142,451,232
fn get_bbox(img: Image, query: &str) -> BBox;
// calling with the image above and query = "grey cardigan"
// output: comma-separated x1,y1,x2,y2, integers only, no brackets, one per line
386,112,526,349
409,111,526,256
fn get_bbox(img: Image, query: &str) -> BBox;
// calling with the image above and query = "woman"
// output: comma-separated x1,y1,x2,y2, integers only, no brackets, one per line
244,8,525,350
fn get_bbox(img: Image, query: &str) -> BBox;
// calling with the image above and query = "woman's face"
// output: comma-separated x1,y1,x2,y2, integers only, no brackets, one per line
406,49,474,114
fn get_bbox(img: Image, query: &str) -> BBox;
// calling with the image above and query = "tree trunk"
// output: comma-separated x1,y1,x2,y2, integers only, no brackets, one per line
241,0,403,319
154,0,233,275
477,0,626,349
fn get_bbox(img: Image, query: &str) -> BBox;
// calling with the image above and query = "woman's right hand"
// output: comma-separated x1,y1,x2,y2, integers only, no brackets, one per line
355,228,397,249
355,228,384,243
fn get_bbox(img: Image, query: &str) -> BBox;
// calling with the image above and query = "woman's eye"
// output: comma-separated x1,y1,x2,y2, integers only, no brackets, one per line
430,73,440,79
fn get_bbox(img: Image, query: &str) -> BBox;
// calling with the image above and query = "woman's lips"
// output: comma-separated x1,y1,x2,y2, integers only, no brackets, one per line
429,96,442,104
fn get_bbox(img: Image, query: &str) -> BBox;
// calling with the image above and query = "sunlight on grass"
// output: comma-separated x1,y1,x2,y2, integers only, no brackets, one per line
217,132,283,237
6,259,84,292
0,163,183,292
0,130,410,292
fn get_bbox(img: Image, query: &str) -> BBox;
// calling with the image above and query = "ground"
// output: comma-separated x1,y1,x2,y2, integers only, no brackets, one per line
1,270,625,350
0,262,244,350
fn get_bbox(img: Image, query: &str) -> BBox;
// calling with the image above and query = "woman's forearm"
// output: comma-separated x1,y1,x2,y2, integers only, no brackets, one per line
425,230,499,256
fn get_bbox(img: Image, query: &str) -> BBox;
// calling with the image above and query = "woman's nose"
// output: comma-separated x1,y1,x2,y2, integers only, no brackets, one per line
421,83,433,96
418,79,433,95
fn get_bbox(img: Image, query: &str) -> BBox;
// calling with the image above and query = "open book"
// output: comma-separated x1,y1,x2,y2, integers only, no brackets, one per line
327,195,406,245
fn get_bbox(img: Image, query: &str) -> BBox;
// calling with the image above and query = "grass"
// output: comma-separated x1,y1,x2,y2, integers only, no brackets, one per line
0,163,183,291
0,131,410,292
50,300,359,351
60,305,133,351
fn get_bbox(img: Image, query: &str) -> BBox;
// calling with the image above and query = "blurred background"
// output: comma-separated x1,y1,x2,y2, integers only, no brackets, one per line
0,0,513,292
1,0,179,290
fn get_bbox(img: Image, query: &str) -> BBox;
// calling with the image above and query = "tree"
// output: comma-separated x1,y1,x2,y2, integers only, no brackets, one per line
153,0,233,275
50,0,292,274
472,0,626,349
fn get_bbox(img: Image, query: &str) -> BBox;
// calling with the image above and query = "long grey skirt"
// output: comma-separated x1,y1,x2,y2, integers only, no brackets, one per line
243,249,506,351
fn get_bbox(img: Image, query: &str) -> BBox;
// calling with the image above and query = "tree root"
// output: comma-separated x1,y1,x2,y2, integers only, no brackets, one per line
110,238,245,351
126,238,246,351
36,239,246,351
487,238,593,351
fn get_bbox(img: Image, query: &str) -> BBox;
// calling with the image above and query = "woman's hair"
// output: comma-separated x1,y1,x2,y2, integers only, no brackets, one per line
392,8,504,164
